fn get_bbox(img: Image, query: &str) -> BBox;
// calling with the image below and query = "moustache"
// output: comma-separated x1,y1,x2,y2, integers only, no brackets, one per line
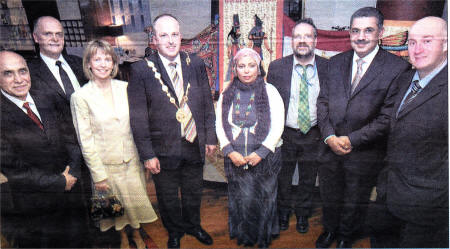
296,43,311,49
354,40,370,45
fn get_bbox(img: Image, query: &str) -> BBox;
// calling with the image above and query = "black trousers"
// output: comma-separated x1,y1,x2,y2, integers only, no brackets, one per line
152,139,204,237
277,126,320,217
367,197,449,248
318,161,376,241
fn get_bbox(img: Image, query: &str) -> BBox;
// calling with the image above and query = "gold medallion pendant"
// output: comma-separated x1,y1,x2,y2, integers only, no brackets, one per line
176,109,187,123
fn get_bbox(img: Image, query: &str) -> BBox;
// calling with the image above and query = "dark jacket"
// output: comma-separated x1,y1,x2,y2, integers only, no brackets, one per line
317,48,410,174
378,66,448,226
127,52,217,168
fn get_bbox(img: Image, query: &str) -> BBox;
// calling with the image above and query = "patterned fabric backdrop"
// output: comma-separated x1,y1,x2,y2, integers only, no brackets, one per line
181,23,219,95
219,0,284,92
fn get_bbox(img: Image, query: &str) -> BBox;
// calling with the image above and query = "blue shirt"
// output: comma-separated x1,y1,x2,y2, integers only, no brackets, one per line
396,60,447,116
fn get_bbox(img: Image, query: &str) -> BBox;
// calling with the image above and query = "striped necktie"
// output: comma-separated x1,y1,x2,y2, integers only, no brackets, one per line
351,58,365,93
398,80,421,113
169,62,197,142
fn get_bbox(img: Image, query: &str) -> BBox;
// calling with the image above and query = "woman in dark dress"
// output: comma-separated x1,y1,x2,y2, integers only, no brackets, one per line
216,48,284,248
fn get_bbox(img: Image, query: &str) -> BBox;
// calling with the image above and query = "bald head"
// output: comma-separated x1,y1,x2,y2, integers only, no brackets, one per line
152,14,182,61
408,16,447,78
32,16,64,59
0,51,31,100
33,16,62,35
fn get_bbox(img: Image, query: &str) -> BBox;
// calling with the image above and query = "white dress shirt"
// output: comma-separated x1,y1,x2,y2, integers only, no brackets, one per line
40,53,80,93
351,45,379,82
158,52,186,136
286,55,320,129
158,53,184,88
1,90,42,121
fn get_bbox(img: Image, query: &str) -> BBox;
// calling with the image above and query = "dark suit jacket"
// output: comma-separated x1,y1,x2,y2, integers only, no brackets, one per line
27,54,87,178
317,48,410,175
0,91,82,215
377,66,448,226
267,54,329,121
127,52,217,169
28,54,87,102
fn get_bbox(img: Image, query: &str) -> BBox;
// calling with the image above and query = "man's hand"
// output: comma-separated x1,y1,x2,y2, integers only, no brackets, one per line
62,166,77,191
327,136,352,155
205,144,217,158
339,136,352,151
244,152,262,167
228,151,247,167
94,179,110,192
144,157,161,175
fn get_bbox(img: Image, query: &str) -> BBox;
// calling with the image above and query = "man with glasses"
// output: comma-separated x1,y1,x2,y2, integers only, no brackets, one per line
267,18,328,236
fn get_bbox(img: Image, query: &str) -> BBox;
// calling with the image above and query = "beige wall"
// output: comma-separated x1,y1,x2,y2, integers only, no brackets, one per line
149,0,211,39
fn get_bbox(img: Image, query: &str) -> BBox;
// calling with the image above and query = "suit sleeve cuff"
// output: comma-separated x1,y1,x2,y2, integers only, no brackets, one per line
348,132,361,148
221,144,234,157
324,134,336,144
255,145,271,159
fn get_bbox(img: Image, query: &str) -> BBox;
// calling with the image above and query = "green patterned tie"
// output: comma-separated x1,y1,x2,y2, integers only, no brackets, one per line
296,64,310,134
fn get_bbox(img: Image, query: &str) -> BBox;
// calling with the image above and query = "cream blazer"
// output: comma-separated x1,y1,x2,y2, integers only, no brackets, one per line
70,79,139,183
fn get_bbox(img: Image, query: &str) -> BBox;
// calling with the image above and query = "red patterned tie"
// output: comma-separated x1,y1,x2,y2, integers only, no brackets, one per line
23,102,44,130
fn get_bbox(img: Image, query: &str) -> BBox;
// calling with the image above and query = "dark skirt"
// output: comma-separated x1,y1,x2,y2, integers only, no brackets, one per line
225,147,282,247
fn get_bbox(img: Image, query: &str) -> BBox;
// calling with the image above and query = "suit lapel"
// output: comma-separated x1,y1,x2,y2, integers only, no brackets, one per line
1,94,47,136
180,52,191,95
111,80,127,119
152,54,179,103
341,53,352,98
37,58,67,98
392,70,415,122
282,55,294,105
351,50,385,98
32,93,53,138
397,66,448,119
65,55,86,86
315,55,327,83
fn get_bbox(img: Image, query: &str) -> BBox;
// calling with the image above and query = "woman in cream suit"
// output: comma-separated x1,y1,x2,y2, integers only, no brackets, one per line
71,40,157,249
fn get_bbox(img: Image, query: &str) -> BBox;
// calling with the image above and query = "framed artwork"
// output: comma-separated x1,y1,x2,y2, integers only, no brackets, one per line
218,0,284,92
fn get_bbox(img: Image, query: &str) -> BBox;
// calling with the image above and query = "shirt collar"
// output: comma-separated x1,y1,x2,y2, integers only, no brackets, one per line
293,54,315,68
353,45,379,65
1,90,35,108
158,52,181,70
40,52,68,67
413,59,448,88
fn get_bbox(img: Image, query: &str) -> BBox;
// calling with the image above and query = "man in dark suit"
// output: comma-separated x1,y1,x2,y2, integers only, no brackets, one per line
127,14,217,249
28,16,87,107
368,16,448,248
267,18,328,234
316,7,410,248
26,16,92,235
0,51,86,248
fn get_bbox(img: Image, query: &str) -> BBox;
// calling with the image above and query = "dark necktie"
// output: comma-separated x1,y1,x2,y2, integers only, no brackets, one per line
55,60,75,98
398,80,421,113
23,102,44,130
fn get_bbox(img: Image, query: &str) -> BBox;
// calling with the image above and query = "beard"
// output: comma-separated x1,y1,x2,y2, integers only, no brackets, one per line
293,42,314,60
294,47,314,60
294,50,313,60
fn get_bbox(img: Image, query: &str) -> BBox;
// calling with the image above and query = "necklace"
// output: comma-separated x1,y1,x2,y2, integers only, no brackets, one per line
145,59,191,124
233,91,255,127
